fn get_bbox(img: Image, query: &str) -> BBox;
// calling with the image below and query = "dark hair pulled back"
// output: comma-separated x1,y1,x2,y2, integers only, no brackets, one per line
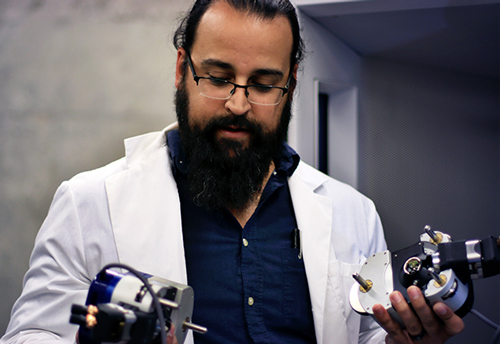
173,0,305,70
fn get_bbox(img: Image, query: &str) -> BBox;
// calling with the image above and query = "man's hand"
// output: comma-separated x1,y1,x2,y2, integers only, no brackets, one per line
167,324,179,344
372,285,465,344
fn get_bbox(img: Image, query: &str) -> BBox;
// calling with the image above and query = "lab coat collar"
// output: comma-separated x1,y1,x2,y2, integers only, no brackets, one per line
104,123,187,284
289,166,334,344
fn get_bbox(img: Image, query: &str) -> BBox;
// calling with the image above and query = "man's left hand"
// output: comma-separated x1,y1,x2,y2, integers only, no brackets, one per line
372,285,465,344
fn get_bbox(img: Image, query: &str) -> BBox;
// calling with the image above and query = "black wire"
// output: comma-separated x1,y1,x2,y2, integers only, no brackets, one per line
100,263,168,344
493,326,500,344
470,309,499,330
469,308,500,344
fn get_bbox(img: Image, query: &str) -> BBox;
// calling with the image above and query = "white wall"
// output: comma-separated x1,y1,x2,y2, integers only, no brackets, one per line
291,10,361,187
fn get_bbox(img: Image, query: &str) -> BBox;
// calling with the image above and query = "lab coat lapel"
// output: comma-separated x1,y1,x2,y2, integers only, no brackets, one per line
288,167,334,344
105,129,187,284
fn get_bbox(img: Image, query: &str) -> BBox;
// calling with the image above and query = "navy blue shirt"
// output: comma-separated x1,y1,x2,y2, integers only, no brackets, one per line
167,130,316,344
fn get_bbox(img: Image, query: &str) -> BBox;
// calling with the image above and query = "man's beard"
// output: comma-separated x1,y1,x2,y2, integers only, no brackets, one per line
175,81,292,212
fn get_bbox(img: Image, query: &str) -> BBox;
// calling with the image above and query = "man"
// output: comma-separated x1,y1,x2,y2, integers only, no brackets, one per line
1,0,464,343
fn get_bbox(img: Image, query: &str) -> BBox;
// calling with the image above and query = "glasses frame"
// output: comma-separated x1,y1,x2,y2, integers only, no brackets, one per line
185,51,291,106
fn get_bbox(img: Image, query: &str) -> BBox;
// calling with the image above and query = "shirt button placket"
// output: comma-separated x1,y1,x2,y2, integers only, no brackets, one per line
241,227,263,340
242,239,252,305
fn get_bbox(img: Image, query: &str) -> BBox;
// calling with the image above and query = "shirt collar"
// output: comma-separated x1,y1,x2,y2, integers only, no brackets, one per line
166,129,300,177
167,129,189,175
275,139,300,177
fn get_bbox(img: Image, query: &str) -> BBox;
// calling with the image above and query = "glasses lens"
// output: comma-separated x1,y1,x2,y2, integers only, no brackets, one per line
197,79,284,105
247,86,283,105
198,78,233,100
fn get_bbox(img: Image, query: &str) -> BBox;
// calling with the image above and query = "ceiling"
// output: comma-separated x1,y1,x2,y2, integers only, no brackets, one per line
296,1,500,80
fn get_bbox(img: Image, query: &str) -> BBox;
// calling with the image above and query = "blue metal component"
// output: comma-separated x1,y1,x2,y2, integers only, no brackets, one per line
85,269,122,306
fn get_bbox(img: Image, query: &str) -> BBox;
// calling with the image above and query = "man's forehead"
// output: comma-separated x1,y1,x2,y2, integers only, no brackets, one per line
191,1,294,72
199,1,292,35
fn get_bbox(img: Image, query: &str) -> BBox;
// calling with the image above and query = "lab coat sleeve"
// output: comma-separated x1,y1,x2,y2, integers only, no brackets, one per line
1,182,92,344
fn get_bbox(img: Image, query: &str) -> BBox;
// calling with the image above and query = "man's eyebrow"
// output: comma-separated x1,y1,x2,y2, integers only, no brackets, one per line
253,68,284,78
200,58,284,78
201,58,234,71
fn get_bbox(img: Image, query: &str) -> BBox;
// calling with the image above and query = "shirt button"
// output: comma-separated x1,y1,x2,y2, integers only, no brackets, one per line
242,238,249,247
248,297,254,306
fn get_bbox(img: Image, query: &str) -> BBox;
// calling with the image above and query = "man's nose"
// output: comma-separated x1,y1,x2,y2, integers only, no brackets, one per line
225,86,251,116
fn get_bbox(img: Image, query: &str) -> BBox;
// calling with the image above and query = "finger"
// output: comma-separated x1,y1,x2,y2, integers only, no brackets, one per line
433,303,465,337
167,323,178,344
372,303,410,344
390,290,424,338
407,286,441,335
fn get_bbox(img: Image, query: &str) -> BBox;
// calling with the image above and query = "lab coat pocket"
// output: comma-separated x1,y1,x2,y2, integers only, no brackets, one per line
323,259,365,344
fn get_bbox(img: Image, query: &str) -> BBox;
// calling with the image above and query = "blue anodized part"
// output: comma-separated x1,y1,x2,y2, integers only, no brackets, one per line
85,269,124,306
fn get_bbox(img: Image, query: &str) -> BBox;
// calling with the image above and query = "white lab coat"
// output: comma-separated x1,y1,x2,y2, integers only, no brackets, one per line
1,124,387,344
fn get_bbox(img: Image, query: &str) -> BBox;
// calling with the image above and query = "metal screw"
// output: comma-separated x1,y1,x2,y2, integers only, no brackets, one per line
352,273,373,292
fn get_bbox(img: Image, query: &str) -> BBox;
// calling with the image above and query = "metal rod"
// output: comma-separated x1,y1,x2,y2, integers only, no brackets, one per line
183,320,208,334
159,298,179,309
424,225,439,242
428,267,445,286
352,273,370,290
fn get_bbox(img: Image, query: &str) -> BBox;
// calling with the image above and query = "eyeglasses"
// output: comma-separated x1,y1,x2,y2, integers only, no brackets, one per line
185,52,291,106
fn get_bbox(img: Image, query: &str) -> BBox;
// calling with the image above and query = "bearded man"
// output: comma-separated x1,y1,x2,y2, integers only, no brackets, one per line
1,0,464,343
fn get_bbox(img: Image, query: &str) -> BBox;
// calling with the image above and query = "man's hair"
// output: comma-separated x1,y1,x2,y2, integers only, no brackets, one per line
173,0,305,70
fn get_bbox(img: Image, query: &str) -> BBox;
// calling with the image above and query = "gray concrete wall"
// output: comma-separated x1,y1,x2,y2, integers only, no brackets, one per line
0,0,191,334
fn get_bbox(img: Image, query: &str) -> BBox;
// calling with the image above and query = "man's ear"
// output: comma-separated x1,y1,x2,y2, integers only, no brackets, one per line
289,63,299,97
175,47,187,89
